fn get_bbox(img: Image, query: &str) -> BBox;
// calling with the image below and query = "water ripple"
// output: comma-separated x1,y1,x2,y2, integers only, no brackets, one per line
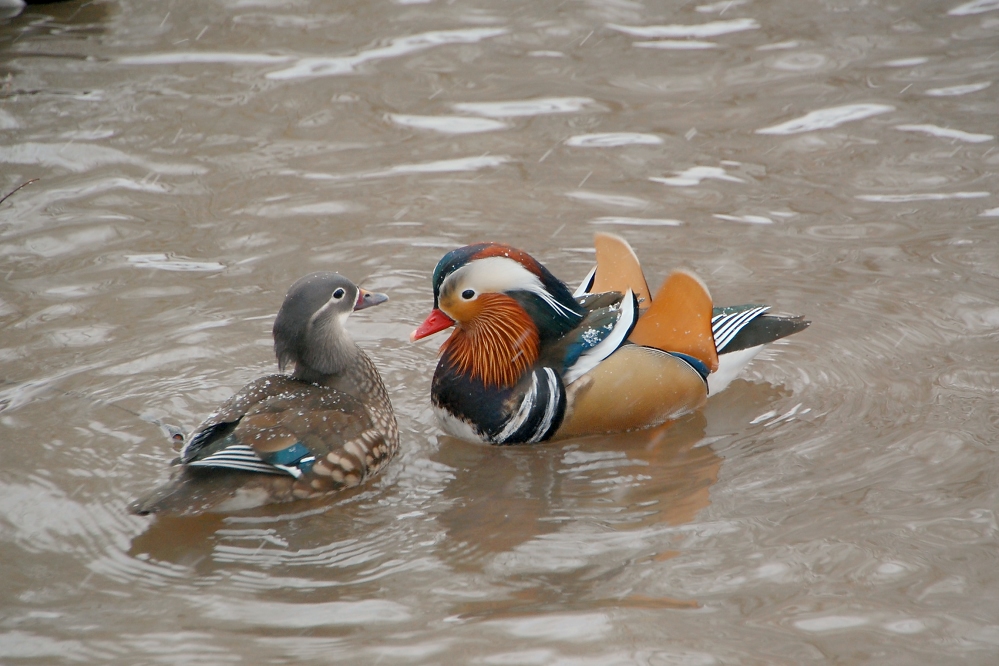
565,190,649,209
565,133,662,147
453,97,597,117
713,213,774,224
924,82,992,96
266,28,507,80
794,615,869,632
484,613,612,641
119,53,293,65
650,166,745,187
607,18,760,39
196,597,412,628
589,217,683,227
697,0,751,12
756,104,895,135
125,254,226,272
0,109,20,129
634,40,719,50
388,113,507,134
0,630,108,663
856,191,990,202
298,155,511,181
948,0,999,16
884,57,929,67
0,142,205,175
894,124,993,143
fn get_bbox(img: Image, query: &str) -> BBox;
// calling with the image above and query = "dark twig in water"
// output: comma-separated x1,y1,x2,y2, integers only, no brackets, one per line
0,178,39,207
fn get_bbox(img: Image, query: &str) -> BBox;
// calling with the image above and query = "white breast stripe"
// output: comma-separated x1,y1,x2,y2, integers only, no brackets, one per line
495,372,538,443
712,306,769,352
573,266,597,297
564,289,635,384
528,368,561,443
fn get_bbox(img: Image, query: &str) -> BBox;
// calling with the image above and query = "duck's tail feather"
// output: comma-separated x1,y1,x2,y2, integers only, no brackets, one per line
129,468,272,516
571,233,808,388
707,310,810,394
713,306,810,354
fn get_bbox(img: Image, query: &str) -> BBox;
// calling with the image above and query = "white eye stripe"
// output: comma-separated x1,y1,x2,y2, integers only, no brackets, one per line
444,257,541,295
443,257,575,320
307,286,354,329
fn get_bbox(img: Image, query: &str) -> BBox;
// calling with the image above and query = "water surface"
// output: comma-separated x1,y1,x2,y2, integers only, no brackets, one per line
1,0,998,663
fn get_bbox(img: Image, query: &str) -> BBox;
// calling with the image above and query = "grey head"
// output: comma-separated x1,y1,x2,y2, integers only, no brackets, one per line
272,272,388,379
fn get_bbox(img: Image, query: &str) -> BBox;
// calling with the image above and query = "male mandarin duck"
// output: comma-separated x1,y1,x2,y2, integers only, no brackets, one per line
410,233,808,444
130,272,399,515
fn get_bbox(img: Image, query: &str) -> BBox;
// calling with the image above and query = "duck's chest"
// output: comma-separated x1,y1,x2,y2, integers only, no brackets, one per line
430,362,516,441
431,360,566,445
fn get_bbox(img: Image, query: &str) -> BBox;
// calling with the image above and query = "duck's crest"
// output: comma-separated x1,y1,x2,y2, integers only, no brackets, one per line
433,243,577,308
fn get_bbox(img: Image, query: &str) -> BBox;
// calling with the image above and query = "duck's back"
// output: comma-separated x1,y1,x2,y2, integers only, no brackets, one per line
132,370,397,515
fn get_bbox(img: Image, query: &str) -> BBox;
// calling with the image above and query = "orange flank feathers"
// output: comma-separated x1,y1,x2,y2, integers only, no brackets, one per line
555,346,707,439
628,270,719,373
591,232,653,309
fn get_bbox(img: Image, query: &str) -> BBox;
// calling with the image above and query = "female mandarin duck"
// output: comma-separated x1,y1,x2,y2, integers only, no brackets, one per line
411,233,808,444
131,272,399,515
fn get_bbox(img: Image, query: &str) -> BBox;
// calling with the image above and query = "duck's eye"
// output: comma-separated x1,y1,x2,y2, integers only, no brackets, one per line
332,288,345,300
461,289,475,300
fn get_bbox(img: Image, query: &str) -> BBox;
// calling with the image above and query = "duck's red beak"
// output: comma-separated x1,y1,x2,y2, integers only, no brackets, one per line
411,308,455,342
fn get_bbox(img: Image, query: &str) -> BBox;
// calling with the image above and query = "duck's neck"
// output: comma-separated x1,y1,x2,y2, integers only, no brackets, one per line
293,342,380,399
441,294,539,388
292,318,359,383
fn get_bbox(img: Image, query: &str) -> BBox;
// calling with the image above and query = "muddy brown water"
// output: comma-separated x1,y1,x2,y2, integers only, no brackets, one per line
1,0,997,663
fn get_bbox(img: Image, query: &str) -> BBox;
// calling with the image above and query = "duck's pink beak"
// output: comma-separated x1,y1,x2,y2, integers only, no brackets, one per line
355,288,389,311
411,308,455,342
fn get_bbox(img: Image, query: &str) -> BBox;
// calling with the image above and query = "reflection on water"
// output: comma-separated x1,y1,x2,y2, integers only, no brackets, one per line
2,0,998,662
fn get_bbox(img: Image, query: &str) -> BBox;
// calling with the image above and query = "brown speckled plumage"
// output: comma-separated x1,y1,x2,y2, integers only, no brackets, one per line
131,273,398,515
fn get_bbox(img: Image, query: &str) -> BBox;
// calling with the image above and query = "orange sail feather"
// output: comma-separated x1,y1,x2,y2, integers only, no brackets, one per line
629,270,719,372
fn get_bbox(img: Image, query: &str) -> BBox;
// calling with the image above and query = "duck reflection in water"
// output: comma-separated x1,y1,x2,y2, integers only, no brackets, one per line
432,379,790,618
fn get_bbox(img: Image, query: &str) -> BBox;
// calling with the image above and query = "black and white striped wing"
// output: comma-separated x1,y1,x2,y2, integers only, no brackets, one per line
186,441,287,475
492,367,566,444
712,305,770,353
572,266,598,298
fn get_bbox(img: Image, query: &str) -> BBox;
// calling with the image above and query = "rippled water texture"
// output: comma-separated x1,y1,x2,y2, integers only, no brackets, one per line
2,0,998,663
